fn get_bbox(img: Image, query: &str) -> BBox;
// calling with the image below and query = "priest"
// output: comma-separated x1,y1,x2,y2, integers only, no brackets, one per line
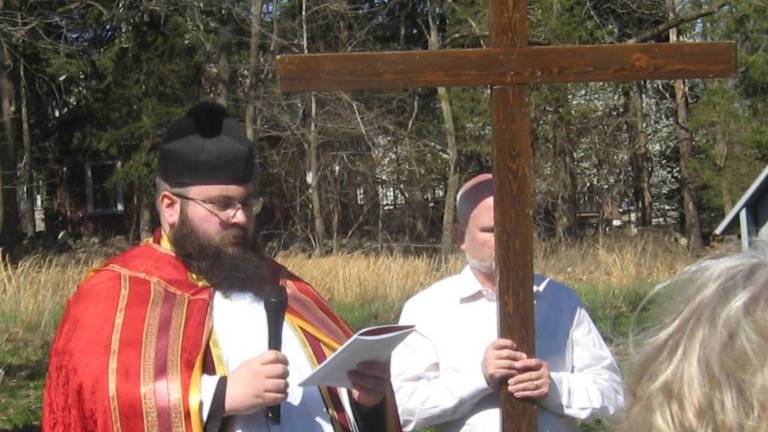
43,102,400,432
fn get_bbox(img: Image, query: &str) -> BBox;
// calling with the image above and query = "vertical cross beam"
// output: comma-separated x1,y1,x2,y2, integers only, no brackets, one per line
490,1,537,431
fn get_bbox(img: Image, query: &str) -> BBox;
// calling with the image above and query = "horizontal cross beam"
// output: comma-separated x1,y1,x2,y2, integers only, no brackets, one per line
278,42,736,93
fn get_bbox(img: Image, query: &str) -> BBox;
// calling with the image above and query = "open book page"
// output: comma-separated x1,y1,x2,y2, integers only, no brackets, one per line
299,324,415,388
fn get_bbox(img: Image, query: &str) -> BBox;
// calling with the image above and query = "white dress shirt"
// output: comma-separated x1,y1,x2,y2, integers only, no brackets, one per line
391,266,624,432
201,291,357,432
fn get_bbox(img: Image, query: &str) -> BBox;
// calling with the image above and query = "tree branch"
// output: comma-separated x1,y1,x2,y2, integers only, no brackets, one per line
628,1,730,43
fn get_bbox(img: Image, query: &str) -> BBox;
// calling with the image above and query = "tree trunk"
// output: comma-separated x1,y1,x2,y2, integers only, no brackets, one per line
438,86,460,255
244,0,264,142
400,8,426,242
129,183,153,242
668,5,703,251
129,190,138,241
428,0,460,256
18,60,34,237
303,0,324,254
270,0,279,52
0,0,5,248
140,196,153,240
552,86,578,241
404,96,427,241
0,0,20,252
627,83,653,227
714,125,733,214
215,23,233,107
331,161,340,253
308,93,324,254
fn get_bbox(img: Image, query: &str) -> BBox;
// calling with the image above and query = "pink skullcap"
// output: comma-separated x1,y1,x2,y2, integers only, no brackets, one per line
456,173,494,225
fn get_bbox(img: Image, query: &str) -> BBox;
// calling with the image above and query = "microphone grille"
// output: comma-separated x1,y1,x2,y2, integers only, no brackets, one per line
265,284,288,313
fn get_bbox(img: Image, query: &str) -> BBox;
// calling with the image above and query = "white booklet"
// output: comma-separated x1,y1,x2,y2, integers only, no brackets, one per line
299,324,415,388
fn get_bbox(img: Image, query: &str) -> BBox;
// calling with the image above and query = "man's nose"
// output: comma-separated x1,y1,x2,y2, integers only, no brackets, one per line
227,205,249,226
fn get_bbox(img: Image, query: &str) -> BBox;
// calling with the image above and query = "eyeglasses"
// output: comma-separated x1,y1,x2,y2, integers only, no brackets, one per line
172,192,264,223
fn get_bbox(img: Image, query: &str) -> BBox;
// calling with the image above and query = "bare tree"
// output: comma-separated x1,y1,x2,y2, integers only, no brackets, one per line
667,0,703,251
244,0,265,142
427,0,460,256
0,0,21,251
18,59,33,237
626,82,654,227
302,0,325,254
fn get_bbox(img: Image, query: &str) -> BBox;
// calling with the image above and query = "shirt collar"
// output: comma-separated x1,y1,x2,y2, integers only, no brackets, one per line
159,229,174,250
457,265,552,301
533,274,550,293
458,265,497,302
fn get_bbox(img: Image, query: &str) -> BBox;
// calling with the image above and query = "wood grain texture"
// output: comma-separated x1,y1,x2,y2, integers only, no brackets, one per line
490,1,537,430
277,42,736,92
492,84,538,431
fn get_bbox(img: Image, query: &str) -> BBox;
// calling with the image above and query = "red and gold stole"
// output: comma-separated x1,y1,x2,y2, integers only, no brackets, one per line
274,263,401,432
43,237,212,432
204,261,401,432
282,270,355,432
104,240,213,432
44,230,399,432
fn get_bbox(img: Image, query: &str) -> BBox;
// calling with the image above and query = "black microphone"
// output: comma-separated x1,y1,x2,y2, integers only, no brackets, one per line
264,284,288,425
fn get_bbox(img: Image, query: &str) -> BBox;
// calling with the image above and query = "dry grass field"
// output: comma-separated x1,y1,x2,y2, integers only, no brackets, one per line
0,252,104,428
281,233,695,303
0,232,711,429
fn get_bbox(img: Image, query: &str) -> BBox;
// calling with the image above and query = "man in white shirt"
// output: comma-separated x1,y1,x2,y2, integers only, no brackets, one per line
391,173,624,432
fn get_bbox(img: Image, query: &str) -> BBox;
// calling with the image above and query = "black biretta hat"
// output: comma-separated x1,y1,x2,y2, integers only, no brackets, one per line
159,102,255,187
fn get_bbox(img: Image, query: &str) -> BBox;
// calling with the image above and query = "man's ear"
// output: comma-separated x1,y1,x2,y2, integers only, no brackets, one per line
158,191,181,229
452,223,466,251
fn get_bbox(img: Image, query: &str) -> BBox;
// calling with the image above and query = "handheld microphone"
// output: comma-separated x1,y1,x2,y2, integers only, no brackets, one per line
264,284,288,425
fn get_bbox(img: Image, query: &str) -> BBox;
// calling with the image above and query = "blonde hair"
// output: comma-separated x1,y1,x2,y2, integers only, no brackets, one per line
619,251,768,432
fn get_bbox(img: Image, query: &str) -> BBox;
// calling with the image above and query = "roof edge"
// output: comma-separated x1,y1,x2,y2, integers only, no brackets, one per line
714,164,768,235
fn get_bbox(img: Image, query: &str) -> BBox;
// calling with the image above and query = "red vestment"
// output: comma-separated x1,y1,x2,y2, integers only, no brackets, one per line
43,234,400,432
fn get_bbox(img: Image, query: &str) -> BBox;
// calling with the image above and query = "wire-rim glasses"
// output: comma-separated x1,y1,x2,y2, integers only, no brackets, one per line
172,191,263,223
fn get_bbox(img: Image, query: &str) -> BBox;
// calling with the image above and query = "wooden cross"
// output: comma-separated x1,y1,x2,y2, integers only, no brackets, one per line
276,1,735,431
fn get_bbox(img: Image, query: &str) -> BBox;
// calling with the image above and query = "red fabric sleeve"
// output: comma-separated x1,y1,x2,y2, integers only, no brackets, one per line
43,270,122,431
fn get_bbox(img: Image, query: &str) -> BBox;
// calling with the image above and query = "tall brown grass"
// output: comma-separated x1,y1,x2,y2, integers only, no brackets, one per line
281,233,698,302
0,254,102,357
277,253,465,303
535,233,697,286
0,233,699,350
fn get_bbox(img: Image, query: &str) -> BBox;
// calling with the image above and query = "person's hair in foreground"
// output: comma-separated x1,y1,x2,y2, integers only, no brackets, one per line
619,250,768,432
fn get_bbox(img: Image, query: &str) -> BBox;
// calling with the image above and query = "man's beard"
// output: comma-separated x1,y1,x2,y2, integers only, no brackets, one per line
467,254,496,275
172,209,271,296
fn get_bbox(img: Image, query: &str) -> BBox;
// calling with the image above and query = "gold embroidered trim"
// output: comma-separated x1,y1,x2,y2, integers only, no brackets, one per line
167,294,188,431
159,231,173,251
187,272,209,287
287,314,341,352
208,331,228,376
108,273,130,432
188,309,213,432
102,264,210,300
287,318,346,432
141,282,163,432
147,241,176,257
282,278,347,343
318,386,346,432
287,318,317,368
